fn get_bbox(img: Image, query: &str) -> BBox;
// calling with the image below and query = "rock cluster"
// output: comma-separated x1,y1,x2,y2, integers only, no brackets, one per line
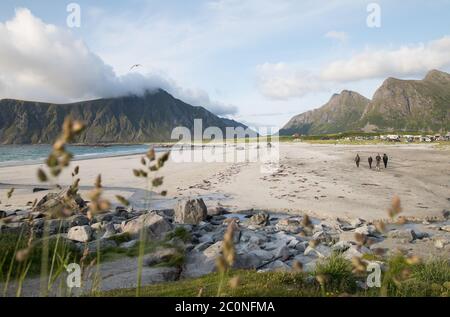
1,196,449,292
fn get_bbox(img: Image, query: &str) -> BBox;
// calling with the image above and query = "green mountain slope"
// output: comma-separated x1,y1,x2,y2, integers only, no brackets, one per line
280,70,450,135
0,89,247,144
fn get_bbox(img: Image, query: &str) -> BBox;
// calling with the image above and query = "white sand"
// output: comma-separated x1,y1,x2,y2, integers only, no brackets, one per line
1,143,449,221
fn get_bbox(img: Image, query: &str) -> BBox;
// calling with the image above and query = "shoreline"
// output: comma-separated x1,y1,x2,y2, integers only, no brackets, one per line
0,143,449,222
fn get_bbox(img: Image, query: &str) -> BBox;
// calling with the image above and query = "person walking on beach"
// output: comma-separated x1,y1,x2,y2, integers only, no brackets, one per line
383,154,389,168
368,156,373,169
375,154,382,171
355,154,361,168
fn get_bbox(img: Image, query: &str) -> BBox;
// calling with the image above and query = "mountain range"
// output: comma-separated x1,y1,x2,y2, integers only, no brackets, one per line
0,89,247,144
280,70,450,135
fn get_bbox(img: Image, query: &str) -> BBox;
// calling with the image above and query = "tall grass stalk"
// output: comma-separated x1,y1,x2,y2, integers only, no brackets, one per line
2,226,25,297
39,221,50,297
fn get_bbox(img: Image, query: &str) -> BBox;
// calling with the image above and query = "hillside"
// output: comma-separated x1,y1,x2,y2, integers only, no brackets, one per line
0,89,247,144
280,70,450,135
280,90,370,135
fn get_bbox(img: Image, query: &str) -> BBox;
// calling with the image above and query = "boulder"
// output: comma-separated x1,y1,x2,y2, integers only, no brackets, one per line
275,219,302,234
101,223,117,239
247,213,269,227
67,225,92,242
350,218,365,228
119,240,139,249
207,206,228,216
174,199,208,225
260,260,291,272
440,225,450,233
144,248,180,266
235,249,274,269
0,222,29,235
312,231,337,245
343,245,372,260
332,241,352,253
122,212,172,239
355,225,377,236
387,229,416,242
304,244,332,258
68,214,90,227
181,252,216,278
79,239,117,254
203,241,223,258
33,188,86,216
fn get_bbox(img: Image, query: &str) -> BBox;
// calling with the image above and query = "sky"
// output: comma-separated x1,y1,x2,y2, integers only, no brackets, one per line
1,0,450,129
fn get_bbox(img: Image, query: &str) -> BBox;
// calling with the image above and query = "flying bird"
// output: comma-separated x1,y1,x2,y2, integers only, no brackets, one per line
130,64,142,71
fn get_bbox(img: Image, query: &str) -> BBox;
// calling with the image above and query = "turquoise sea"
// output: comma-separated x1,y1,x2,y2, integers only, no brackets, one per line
0,144,154,166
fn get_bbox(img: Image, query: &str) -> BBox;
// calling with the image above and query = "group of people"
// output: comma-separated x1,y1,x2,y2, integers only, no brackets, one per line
354,153,388,171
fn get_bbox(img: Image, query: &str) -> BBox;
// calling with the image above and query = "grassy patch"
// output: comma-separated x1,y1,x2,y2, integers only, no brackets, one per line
96,255,450,297
314,254,356,294
0,232,81,280
166,227,192,243
97,270,318,297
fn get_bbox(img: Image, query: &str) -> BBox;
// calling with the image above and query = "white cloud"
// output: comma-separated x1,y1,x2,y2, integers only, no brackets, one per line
257,36,450,100
256,63,324,100
0,8,237,115
324,30,348,43
322,36,450,82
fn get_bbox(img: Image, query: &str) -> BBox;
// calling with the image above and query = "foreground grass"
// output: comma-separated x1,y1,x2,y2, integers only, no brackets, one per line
97,255,450,297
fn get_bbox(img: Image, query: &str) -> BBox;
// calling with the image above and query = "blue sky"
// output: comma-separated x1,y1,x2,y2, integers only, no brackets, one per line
1,0,450,128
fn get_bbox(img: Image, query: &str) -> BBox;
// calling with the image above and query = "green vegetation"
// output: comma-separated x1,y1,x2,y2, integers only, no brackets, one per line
165,227,192,243
96,255,450,297
0,232,80,279
314,254,356,294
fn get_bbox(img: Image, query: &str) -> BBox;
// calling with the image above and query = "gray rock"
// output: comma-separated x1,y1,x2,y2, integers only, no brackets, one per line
247,213,269,227
0,222,29,235
207,206,228,216
90,222,104,231
355,225,377,236
275,246,292,261
343,245,372,260
174,199,208,225
312,231,337,245
387,229,416,242
203,241,223,258
119,240,139,249
102,223,117,239
67,225,92,242
350,218,365,228
240,231,268,245
122,212,172,239
275,218,302,233
68,214,90,227
80,239,117,254
99,266,179,291
332,240,352,253
33,188,86,216
144,248,180,266
260,260,291,272
94,212,115,223
235,249,274,269
194,241,214,252
181,252,216,278
440,225,450,233
304,245,332,258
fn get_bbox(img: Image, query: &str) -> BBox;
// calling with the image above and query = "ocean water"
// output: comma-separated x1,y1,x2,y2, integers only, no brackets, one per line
0,144,153,166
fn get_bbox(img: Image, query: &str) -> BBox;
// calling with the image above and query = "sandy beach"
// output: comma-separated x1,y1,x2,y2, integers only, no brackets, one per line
1,142,449,221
